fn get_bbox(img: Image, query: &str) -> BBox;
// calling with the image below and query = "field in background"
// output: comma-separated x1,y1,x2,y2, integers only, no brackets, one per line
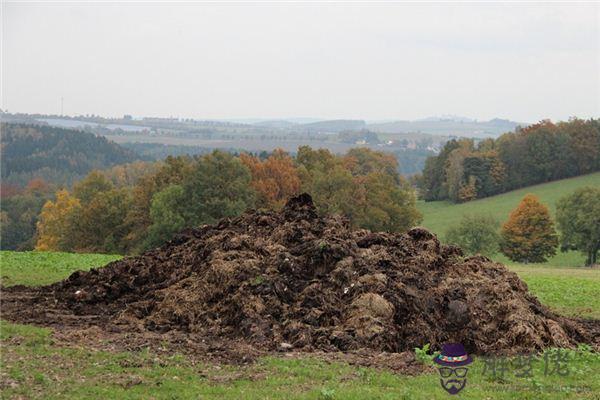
0,251,121,287
0,251,599,399
510,266,600,319
417,172,600,267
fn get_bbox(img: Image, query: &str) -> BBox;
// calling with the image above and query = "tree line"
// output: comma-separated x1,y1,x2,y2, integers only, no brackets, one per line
418,118,600,202
31,147,422,254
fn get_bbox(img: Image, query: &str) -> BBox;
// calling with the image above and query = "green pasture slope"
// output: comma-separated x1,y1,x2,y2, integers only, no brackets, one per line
418,172,600,267
1,251,599,399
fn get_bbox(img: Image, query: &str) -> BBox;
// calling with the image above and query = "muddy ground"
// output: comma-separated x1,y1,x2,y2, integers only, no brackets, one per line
2,194,598,371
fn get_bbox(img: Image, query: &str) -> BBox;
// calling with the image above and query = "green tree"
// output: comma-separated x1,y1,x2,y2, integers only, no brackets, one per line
445,214,500,256
556,187,600,266
420,140,461,201
67,188,132,253
124,156,194,252
444,140,473,202
73,171,114,204
500,194,558,263
309,165,357,218
353,172,422,232
1,193,47,250
144,185,187,249
183,150,256,225
342,148,399,181
298,146,421,232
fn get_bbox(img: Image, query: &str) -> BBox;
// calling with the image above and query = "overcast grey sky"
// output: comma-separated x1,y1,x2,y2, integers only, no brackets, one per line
2,2,599,122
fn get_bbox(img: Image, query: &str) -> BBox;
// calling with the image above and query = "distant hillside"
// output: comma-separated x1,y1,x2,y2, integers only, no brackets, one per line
301,119,367,133
1,123,140,187
251,120,298,129
368,118,524,138
419,119,600,203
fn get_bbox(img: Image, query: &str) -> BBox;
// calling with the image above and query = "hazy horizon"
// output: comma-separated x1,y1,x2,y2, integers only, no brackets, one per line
2,2,599,122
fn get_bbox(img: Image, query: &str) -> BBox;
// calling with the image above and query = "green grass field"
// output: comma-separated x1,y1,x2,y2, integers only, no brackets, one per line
0,251,121,286
1,251,599,399
417,172,600,267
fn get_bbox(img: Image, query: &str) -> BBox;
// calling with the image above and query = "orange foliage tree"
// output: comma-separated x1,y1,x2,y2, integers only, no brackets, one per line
240,149,301,209
500,194,558,262
25,178,50,195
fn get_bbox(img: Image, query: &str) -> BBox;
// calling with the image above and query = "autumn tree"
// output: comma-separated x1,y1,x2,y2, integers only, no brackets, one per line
556,187,600,266
25,178,50,195
457,176,477,202
0,183,22,199
35,189,81,251
445,214,500,256
561,119,600,174
33,169,134,254
240,149,301,209
500,194,558,262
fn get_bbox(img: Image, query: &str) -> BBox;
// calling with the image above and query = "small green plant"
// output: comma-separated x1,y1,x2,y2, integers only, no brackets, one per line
576,343,594,356
319,387,336,399
414,343,439,366
357,367,372,383
252,275,265,285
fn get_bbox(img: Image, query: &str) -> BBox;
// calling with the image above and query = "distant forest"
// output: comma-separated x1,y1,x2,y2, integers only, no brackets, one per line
1,123,140,187
121,142,432,176
418,119,600,203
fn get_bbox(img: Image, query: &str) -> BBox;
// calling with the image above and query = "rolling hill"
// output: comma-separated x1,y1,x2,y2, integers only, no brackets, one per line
368,117,524,138
1,123,141,186
417,171,600,266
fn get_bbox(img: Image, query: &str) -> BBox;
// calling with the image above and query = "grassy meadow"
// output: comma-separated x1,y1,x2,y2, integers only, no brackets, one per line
1,251,599,399
0,251,122,287
417,171,600,267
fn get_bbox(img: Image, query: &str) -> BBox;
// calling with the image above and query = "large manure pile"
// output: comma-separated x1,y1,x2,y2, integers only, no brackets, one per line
3,194,595,355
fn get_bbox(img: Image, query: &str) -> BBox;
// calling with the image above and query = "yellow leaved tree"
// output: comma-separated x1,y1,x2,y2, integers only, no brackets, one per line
35,189,80,251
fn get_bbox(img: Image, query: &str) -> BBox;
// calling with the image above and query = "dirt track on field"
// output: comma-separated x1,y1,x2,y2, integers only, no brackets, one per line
2,194,598,370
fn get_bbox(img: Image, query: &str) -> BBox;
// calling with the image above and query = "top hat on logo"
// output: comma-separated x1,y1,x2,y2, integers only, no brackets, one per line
434,343,473,367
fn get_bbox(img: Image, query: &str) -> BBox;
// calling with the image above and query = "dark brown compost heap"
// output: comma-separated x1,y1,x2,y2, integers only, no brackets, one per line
3,194,596,355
